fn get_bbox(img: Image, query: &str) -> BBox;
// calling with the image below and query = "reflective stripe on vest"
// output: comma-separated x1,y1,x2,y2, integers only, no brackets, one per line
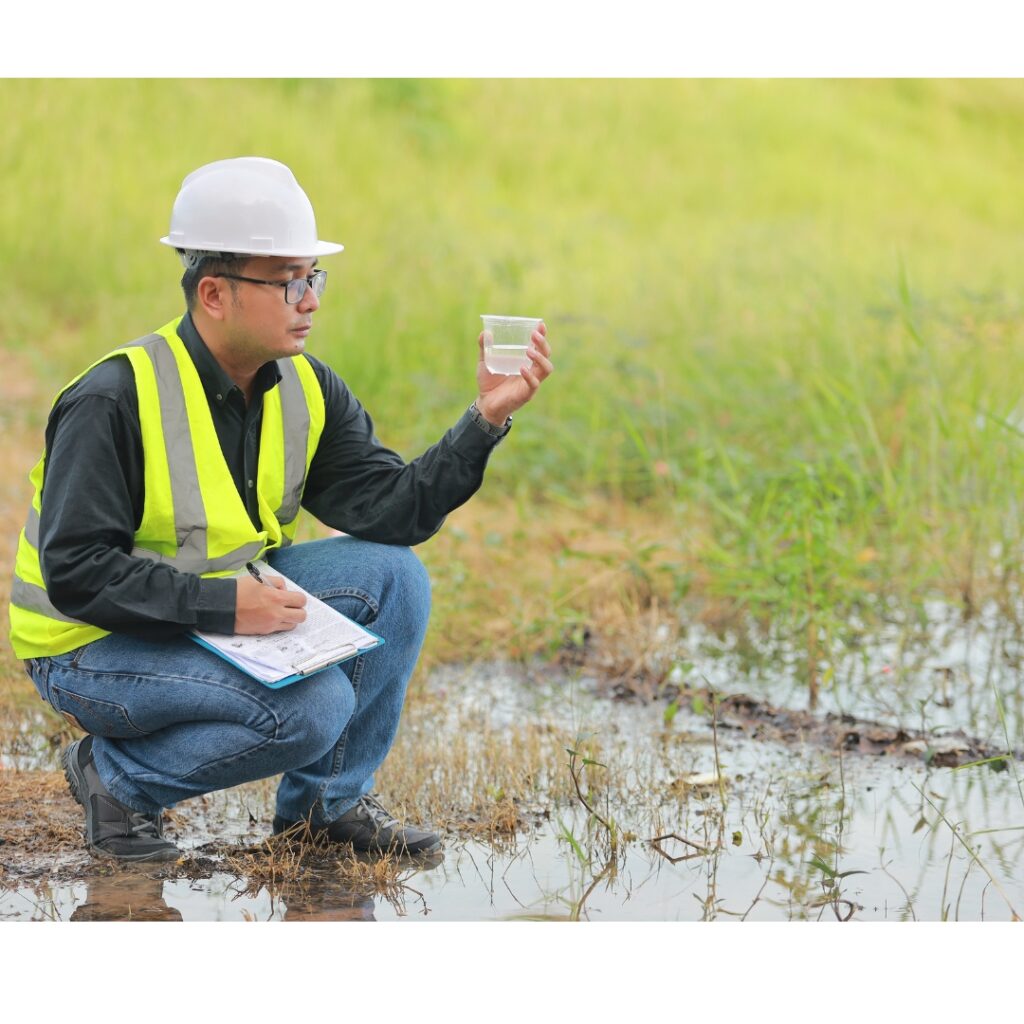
24,505,39,549
17,335,300,576
8,318,326,659
10,576,85,624
121,333,211,567
276,356,311,527
112,331,313,572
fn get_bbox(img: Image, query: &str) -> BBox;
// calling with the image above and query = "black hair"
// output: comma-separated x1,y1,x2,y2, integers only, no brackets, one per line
179,251,249,311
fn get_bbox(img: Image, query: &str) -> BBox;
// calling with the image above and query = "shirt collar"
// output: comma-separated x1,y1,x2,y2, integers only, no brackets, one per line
176,312,283,407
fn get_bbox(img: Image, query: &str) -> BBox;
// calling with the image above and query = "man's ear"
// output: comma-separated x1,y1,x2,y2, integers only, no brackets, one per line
197,276,231,320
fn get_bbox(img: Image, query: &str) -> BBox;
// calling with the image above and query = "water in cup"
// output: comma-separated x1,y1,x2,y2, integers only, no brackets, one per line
486,345,530,374
481,314,542,375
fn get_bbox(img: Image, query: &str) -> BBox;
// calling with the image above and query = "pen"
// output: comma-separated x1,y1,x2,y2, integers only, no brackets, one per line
245,562,268,587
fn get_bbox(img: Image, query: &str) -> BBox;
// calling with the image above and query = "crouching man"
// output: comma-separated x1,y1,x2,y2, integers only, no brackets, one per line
9,157,551,861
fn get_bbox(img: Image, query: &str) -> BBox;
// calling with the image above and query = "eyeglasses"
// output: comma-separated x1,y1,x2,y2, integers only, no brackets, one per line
215,269,327,305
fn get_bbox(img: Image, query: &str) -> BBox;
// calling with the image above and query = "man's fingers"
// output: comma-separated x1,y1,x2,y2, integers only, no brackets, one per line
259,575,306,606
277,588,307,608
520,363,541,391
527,347,553,377
270,602,307,631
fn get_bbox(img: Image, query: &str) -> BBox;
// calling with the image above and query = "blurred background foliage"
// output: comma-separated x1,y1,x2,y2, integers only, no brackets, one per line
4,78,1024,631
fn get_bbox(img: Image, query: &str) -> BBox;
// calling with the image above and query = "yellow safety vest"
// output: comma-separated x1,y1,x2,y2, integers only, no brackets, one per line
8,317,326,659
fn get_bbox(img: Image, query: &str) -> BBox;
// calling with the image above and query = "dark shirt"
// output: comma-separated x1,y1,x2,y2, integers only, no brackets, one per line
37,314,508,639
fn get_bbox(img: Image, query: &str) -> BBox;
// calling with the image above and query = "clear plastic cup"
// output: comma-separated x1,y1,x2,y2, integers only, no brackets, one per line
480,314,542,375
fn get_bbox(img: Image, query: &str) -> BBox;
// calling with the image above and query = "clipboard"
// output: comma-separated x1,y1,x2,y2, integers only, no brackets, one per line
191,630,384,688
190,564,385,688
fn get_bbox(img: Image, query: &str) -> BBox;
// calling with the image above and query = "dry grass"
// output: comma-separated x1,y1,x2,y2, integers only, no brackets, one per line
0,769,86,883
414,496,702,673
222,825,433,918
379,691,570,836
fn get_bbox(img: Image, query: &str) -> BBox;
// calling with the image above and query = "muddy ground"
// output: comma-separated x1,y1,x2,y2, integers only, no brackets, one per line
2,680,1013,906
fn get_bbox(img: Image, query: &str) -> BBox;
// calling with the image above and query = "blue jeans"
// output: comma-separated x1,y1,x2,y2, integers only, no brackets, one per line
25,537,431,825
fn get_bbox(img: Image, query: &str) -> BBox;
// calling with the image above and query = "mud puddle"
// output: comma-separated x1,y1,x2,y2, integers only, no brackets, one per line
2,646,1022,921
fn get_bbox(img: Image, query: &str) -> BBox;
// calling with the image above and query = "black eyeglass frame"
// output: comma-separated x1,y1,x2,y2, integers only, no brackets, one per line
214,269,327,305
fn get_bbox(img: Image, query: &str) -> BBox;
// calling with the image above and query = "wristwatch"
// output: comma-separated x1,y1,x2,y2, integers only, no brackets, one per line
469,401,512,438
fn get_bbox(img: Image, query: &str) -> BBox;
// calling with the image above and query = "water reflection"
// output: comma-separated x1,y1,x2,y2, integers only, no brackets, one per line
272,881,376,922
258,849,445,921
70,870,182,922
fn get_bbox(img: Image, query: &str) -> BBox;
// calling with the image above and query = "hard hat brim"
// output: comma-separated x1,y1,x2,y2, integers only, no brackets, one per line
159,236,344,257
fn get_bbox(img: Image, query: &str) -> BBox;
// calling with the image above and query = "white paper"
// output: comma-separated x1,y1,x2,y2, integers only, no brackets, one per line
193,564,380,683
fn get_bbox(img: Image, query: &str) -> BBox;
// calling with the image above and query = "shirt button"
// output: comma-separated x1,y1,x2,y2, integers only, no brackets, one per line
216,393,223,401
247,480,254,488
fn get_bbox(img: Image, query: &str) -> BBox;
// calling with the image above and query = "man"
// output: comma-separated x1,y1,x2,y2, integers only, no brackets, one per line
9,156,552,862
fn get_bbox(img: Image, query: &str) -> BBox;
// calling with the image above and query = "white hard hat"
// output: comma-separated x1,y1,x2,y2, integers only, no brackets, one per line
159,156,344,258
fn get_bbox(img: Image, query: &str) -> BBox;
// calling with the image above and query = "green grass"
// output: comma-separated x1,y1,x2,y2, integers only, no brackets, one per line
5,78,1024,654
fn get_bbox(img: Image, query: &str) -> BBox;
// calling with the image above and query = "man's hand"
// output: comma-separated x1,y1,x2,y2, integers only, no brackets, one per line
234,575,307,634
475,322,553,426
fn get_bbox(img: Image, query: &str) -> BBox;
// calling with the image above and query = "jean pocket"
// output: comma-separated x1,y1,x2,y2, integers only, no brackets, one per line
24,658,50,703
49,685,146,739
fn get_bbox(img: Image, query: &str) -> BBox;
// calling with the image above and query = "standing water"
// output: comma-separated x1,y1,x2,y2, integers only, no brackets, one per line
1,601,1022,921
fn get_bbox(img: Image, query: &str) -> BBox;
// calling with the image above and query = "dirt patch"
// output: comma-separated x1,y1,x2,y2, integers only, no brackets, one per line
612,682,1020,770
0,770,86,882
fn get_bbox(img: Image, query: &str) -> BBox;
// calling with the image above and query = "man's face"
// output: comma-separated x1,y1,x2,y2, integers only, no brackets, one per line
218,255,321,365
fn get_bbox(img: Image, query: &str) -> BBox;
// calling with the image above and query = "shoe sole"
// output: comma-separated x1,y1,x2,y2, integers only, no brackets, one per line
62,741,180,864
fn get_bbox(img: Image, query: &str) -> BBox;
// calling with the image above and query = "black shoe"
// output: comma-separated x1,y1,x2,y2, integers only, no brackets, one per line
62,736,179,863
273,795,442,855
